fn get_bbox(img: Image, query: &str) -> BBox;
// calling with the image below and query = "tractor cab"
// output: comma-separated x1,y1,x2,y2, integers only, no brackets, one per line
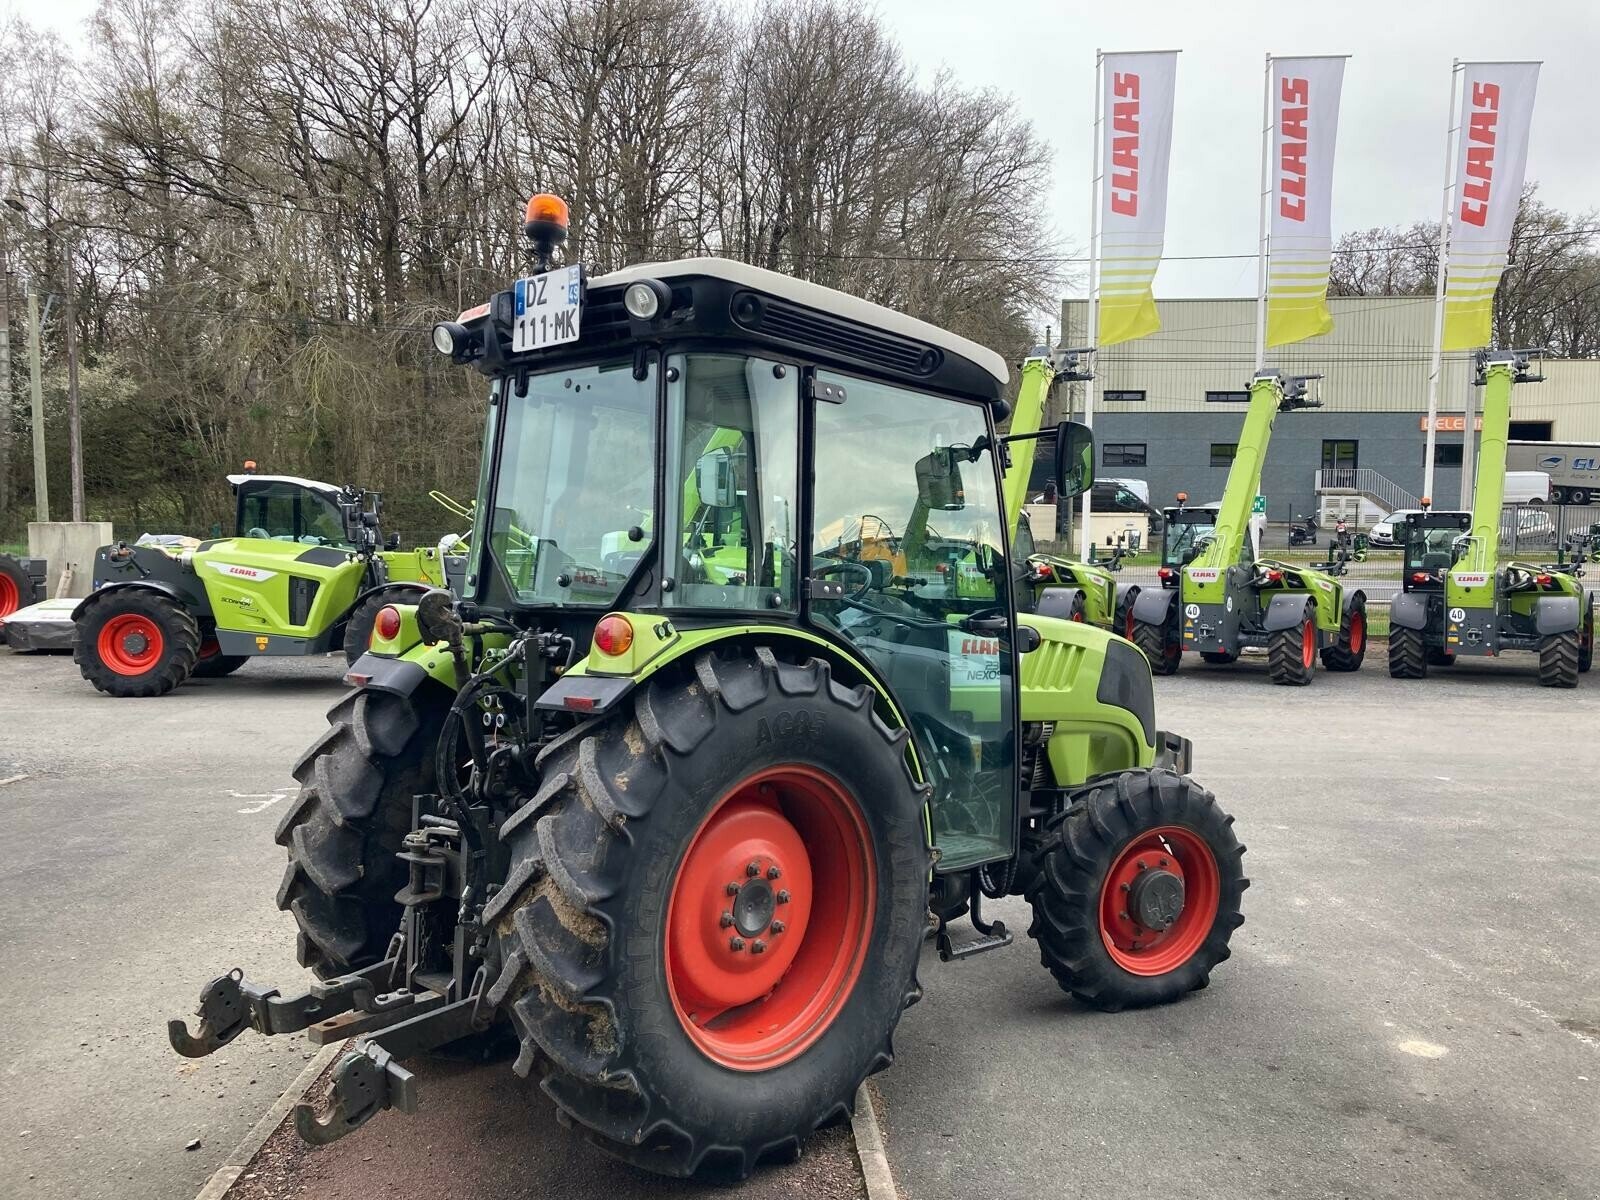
1158,498,1221,583
228,473,394,554
1400,510,1471,591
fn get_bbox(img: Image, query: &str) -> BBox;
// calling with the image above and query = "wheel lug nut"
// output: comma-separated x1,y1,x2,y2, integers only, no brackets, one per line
767,865,782,880
1159,857,1169,867
1136,860,1148,871
776,889,790,904
770,920,785,934
726,882,740,896
751,940,767,954
746,861,761,877
729,937,745,951
720,911,734,928
1119,911,1130,921
1119,882,1131,893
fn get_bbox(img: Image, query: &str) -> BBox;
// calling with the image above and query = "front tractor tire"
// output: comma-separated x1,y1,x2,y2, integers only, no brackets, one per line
1389,626,1427,678
1130,610,1181,676
1320,593,1367,672
484,648,927,1179
1267,602,1317,686
74,590,200,697
1025,770,1247,1011
275,684,448,977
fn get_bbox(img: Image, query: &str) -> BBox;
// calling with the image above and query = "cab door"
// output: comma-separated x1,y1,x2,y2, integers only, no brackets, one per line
806,370,1018,872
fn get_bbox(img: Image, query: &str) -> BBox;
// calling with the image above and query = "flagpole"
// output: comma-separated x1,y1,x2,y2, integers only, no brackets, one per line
1422,59,1462,507
1079,49,1104,561
1253,52,1273,372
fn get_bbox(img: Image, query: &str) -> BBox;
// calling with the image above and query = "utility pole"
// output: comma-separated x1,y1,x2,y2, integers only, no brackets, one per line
65,240,83,521
0,248,12,522
26,285,48,523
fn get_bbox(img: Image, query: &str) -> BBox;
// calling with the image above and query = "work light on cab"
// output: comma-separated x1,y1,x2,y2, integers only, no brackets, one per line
374,605,403,642
593,614,633,657
623,278,672,322
431,321,466,356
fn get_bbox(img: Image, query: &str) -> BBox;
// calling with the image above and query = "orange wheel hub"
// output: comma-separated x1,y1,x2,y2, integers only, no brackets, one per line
98,613,164,675
1099,826,1220,976
665,766,874,1070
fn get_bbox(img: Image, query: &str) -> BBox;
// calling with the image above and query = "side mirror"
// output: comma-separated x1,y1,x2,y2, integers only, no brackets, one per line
915,448,966,511
385,532,403,551
1053,421,1094,499
696,448,737,509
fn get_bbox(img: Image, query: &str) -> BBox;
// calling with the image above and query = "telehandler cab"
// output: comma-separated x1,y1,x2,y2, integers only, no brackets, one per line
1388,350,1593,686
167,195,1246,1178
71,473,466,696
1128,371,1366,684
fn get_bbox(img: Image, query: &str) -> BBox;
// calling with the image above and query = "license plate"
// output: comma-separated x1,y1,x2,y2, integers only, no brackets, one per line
512,266,582,353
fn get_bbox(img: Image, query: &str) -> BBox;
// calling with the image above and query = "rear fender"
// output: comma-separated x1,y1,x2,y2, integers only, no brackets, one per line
1131,586,1176,626
1342,587,1367,616
1035,587,1086,622
1261,592,1313,633
1533,593,1581,635
1388,591,1430,631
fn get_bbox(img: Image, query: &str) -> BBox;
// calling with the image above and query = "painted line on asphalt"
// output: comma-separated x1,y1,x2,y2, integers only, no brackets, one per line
193,1041,344,1200
851,1083,899,1200
0,773,28,786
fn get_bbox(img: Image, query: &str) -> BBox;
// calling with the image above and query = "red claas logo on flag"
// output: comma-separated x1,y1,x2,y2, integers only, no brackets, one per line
1459,82,1500,227
1278,76,1309,221
1109,72,1140,216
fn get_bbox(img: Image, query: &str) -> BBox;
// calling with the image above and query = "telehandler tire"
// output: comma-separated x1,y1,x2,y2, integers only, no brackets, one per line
1579,594,1594,674
74,590,200,697
485,647,927,1179
193,638,248,678
275,683,449,977
1389,627,1426,678
0,553,30,618
1131,612,1180,676
1025,769,1247,1011
1267,602,1316,686
1320,593,1367,672
1538,629,1580,689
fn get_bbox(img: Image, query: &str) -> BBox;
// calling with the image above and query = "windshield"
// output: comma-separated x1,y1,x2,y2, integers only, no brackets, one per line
236,482,350,546
1163,514,1217,567
1405,521,1467,573
484,360,656,606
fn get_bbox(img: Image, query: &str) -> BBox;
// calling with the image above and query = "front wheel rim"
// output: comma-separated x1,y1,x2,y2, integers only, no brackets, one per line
1099,826,1220,975
1349,612,1365,654
1301,620,1315,668
0,574,18,617
97,613,165,675
665,765,875,1071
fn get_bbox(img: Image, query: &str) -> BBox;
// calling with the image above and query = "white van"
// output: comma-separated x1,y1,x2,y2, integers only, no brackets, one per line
1504,470,1552,504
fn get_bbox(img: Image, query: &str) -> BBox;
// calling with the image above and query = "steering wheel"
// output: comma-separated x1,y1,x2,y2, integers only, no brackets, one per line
246,526,271,540
811,559,874,600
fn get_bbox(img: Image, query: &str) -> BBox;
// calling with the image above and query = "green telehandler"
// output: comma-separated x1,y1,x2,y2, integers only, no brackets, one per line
71,473,469,696
165,194,1247,1178
1388,349,1593,686
1127,371,1367,684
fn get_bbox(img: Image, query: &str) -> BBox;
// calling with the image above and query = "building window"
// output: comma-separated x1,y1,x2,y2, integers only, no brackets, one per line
1509,420,1553,441
1102,389,1146,402
1205,390,1249,403
1209,443,1237,467
1321,440,1358,471
1433,443,1464,467
1102,443,1146,467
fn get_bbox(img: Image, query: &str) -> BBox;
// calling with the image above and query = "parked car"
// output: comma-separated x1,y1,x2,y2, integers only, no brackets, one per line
1502,508,1555,546
1369,509,1425,547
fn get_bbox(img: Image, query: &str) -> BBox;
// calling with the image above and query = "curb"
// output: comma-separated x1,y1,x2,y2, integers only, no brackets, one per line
851,1083,899,1200
193,1042,344,1200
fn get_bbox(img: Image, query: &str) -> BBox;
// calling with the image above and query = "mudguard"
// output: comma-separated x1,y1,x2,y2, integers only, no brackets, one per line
1131,586,1176,626
1036,587,1086,622
1343,588,1367,614
343,651,433,697
1534,593,1581,635
70,579,189,621
1388,592,1430,631
1261,592,1313,632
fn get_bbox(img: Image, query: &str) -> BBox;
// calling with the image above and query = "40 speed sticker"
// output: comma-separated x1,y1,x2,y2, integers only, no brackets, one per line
1184,603,1200,619
1448,607,1466,623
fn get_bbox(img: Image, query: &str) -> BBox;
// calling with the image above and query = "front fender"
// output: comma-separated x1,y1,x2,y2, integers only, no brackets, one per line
1389,592,1430,631
1534,593,1581,635
1131,586,1176,626
1261,592,1313,632
71,579,189,621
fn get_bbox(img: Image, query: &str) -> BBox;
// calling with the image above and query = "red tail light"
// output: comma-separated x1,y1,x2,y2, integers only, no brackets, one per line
1411,571,1430,584
374,605,402,641
594,614,634,656
1536,573,1553,587
1262,568,1283,584
1158,567,1173,581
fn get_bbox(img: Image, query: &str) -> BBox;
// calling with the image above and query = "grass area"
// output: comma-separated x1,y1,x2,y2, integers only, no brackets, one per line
0,543,25,558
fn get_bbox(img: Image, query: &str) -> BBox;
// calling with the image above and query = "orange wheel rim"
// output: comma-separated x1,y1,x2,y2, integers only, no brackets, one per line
0,574,18,617
1301,620,1315,668
1099,826,1220,975
664,766,874,1071
1349,612,1364,654
97,613,165,675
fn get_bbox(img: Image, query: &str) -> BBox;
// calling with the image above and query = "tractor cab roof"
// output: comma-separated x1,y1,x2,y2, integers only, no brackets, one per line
226,474,346,501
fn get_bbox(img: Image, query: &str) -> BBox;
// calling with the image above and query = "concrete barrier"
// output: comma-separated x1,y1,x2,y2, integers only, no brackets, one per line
27,522,113,599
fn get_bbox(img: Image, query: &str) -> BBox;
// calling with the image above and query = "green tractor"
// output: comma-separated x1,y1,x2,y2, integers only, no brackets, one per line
1389,350,1593,686
71,473,467,696
166,195,1247,1178
1128,371,1366,684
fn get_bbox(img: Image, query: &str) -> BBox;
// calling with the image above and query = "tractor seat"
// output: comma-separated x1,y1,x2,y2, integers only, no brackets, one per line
1421,553,1451,571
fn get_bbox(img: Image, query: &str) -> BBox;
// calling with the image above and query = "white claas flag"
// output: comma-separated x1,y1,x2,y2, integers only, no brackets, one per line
1266,56,1346,347
1097,51,1177,346
1443,62,1540,350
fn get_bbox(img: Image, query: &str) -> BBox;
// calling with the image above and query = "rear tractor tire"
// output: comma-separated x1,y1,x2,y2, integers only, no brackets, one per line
1267,603,1317,686
1579,594,1594,674
1130,611,1181,676
193,637,249,678
1389,626,1427,678
1025,769,1247,1011
0,553,30,619
275,683,449,977
1538,629,1580,689
484,648,928,1179
1320,593,1367,672
74,590,200,697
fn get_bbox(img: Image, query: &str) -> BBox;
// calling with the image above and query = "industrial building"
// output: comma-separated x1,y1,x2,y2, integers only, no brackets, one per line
1057,296,1600,522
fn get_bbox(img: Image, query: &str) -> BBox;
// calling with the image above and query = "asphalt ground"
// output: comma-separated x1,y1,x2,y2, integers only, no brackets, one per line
4,644,1597,1200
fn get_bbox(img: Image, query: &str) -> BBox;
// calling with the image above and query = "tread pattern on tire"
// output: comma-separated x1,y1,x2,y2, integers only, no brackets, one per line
1389,626,1426,678
73,590,201,697
1024,769,1247,1012
1266,606,1314,686
275,687,437,976
1320,593,1367,672
484,647,925,1180
1539,629,1580,688
1579,595,1593,674
1131,614,1179,675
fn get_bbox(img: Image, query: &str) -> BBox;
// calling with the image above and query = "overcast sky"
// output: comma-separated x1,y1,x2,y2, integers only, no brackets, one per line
13,0,1598,299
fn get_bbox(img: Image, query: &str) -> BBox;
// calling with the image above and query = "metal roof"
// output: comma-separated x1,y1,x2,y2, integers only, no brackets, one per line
226,474,344,499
